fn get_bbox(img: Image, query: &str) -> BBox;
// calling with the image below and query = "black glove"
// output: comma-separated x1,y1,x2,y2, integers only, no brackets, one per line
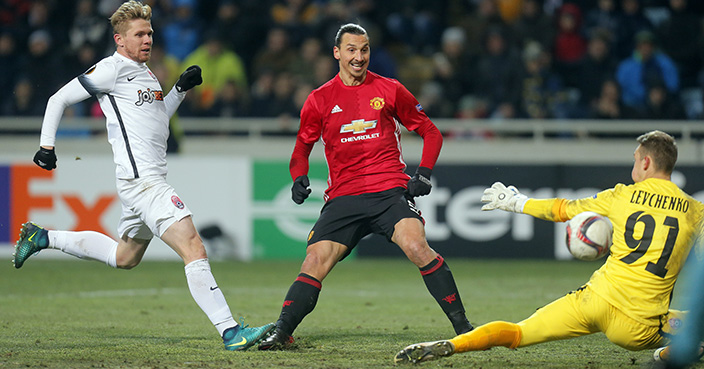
291,175,311,204
406,166,432,197
33,147,57,171
175,65,202,92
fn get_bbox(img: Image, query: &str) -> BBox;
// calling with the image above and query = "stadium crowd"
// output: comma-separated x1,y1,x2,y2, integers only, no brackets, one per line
2,0,704,122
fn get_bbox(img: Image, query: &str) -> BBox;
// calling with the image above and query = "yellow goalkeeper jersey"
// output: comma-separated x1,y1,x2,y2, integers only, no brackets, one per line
523,178,704,326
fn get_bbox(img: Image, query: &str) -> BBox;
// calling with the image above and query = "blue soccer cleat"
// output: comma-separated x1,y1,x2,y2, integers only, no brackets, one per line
13,222,49,269
223,320,276,351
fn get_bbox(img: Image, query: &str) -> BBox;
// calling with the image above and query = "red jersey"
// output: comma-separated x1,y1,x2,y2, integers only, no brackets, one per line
290,71,442,201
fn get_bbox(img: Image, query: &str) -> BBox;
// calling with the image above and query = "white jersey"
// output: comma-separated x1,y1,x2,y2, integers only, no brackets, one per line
40,51,185,179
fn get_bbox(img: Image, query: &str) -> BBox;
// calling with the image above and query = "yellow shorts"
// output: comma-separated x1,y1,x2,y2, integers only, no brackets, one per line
517,285,679,351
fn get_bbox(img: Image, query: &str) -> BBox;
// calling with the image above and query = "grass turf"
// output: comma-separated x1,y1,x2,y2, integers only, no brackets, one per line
1,258,700,368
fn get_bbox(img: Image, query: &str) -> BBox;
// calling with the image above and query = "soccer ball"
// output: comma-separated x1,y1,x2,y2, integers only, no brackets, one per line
566,211,612,261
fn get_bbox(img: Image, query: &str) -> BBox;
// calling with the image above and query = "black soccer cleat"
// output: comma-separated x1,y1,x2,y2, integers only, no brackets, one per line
258,328,294,350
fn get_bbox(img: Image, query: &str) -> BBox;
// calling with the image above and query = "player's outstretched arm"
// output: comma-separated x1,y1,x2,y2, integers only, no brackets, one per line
38,77,93,171
480,182,528,213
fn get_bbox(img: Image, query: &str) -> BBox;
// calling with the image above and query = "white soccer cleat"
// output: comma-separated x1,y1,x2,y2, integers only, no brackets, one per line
394,340,455,364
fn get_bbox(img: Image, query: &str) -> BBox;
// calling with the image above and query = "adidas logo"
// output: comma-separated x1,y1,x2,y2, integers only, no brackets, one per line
331,105,343,114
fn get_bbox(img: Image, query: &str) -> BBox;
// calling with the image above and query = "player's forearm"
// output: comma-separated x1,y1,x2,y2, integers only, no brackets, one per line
164,86,186,118
289,138,314,180
522,198,570,222
416,123,443,169
40,78,91,147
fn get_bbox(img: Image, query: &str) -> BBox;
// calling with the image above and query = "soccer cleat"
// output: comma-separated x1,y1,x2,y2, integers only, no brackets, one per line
223,321,275,351
257,328,295,350
13,222,49,269
394,340,455,364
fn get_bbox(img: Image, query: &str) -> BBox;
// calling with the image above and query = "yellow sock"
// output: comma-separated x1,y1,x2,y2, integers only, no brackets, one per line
449,321,522,353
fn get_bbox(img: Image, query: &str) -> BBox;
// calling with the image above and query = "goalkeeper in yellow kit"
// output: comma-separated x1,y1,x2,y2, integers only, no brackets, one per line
395,130,704,364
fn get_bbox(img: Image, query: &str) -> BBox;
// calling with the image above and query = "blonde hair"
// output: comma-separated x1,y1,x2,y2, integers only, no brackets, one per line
110,1,152,35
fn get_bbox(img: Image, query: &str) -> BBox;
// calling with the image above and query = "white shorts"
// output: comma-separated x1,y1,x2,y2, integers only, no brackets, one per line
115,174,192,240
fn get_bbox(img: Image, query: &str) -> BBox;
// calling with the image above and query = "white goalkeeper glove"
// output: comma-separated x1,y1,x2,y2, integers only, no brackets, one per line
481,181,528,213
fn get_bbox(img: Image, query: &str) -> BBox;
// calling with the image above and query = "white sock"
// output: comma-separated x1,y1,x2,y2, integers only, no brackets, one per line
184,258,237,336
47,230,119,268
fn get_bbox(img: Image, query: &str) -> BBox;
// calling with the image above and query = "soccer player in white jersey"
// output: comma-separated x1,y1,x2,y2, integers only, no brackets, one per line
13,0,274,351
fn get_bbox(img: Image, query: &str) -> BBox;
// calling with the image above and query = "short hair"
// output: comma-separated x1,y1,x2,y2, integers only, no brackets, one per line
334,23,367,47
110,1,152,35
637,130,677,174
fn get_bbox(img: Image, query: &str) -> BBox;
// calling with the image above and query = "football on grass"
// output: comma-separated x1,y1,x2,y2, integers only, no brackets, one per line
566,211,612,261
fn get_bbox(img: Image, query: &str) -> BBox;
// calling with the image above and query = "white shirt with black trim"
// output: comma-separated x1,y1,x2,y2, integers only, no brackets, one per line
40,51,185,179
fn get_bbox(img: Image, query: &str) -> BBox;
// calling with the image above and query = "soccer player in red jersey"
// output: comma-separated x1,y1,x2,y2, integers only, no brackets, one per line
259,23,473,350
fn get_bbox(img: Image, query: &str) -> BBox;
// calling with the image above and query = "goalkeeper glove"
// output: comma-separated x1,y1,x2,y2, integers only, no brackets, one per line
175,65,202,92
33,147,57,171
480,181,528,213
291,175,311,204
406,166,433,197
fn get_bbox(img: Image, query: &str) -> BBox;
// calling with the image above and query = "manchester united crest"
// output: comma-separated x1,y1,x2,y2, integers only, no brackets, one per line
370,97,384,110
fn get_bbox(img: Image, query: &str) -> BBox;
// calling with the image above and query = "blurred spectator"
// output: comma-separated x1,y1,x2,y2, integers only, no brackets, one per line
589,79,633,119
312,55,336,87
270,0,319,46
519,41,568,118
314,0,359,48
385,0,446,55
417,81,456,118
249,70,277,117
553,3,587,88
474,26,523,116
456,94,490,119
212,0,269,71
181,32,248,114
656,0,702,88
614,0,654,59
496,0,524,24
637,82,687,119
512,0,555,50
616,30,679,112
0,31,20,106
204,79,249,117
3,78,44,116
366,26,398,78
430,27,474,113
584,0,619,41
161,0,202,61
20,29,61,104
456,0,507,56
68,0,110,52
289,36,323,86
0,1,31,30
251,27,296,79
270,72,298,118
575,32,618,111
97,0,123,18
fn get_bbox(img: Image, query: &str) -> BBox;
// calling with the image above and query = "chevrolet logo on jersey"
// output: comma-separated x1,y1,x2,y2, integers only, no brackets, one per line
340,119,377,134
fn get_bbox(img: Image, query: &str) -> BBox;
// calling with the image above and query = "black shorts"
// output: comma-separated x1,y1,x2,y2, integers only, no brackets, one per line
307,187,424,258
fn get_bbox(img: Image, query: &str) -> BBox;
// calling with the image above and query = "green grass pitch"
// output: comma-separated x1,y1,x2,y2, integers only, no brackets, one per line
1,258,701,369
